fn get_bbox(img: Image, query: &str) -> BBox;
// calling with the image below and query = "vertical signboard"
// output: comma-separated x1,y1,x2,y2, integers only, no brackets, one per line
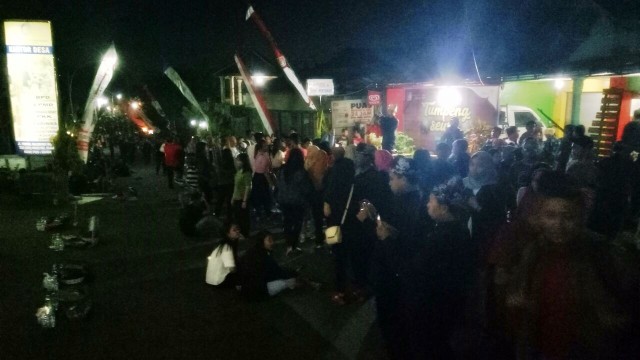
330,99,374,129
4,21,59,154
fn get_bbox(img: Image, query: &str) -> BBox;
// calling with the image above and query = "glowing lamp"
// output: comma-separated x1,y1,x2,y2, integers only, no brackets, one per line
437,87,462,108
252,73,266,87
96,97,108,108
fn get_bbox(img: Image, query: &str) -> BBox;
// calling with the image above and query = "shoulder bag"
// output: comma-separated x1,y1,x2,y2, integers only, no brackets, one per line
324,184,354,245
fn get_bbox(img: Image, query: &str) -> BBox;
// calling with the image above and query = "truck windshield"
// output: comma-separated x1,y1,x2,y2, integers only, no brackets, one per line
514,111,537,128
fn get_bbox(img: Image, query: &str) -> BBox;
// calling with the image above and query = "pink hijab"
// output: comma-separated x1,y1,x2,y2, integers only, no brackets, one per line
374,149,394,172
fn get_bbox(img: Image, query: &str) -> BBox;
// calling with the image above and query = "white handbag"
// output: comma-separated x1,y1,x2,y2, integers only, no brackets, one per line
325,184,354,245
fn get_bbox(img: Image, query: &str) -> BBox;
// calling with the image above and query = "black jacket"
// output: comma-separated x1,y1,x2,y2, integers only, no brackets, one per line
323,158,355,226
238,247,296,300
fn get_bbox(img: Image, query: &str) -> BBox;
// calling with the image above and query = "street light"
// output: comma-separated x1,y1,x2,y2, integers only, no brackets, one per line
252,72,267,87
130,101,140,110
116,93,123,100
198,121,208,129
190,119,197,127
96,97,108,108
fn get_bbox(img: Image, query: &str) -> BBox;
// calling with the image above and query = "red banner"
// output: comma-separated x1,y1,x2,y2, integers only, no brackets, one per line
246,6,316,110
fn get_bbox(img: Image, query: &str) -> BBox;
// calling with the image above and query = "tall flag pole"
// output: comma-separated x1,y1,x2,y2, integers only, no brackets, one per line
235,53,275,135
164,67,210,125
246,5,316,111
76,44,118,163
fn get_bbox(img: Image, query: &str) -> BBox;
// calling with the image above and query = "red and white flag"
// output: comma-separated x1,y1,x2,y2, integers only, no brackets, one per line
235,53,275,135
246,6,316,111
77,44,117,163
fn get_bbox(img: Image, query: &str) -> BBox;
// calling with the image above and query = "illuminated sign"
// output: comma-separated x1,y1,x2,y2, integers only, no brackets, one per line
307,79,334,96
367,91,381,105
402,86,500,150
4,21,59,155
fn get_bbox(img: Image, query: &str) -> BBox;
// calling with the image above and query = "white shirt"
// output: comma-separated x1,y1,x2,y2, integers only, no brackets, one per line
205,244,235,285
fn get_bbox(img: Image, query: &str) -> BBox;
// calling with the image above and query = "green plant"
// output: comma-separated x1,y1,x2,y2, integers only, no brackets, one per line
395,131,415,155
51,130,83,174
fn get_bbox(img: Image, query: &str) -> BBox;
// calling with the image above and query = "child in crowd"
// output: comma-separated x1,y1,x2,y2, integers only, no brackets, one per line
205,222,244,287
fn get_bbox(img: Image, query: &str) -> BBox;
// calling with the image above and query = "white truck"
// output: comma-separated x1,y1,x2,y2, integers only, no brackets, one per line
387,84,550,150
500,105,547,135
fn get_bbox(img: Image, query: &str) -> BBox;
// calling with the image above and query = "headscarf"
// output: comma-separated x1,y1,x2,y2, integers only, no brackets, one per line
354,143,375,175
431,176,469,218
374,149,394,172
463,151,498,191
391,156,419,184
304,145,320,170
304,145,328,190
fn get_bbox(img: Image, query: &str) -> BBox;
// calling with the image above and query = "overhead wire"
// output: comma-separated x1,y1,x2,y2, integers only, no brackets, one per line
462,0,484,85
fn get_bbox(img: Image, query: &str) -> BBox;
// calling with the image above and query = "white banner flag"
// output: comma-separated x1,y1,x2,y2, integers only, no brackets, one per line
235,53,274,135
164,67,209,124
77,44,118,162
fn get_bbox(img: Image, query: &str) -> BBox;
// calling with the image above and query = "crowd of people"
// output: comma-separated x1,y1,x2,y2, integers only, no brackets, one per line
157,116,640,359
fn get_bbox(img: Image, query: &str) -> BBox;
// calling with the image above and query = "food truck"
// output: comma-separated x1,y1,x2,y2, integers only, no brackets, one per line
386,84,507,150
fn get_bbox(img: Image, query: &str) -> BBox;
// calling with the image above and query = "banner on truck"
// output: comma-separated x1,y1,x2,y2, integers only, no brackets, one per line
331,100,374,129
4,21,59,155
403,86,500,150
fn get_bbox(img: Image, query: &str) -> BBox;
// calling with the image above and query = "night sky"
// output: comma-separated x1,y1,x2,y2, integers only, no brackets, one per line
1,0,638,121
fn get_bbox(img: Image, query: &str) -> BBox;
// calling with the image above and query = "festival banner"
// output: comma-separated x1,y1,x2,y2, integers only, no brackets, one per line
246,6,316,111
164,67,209,124
234,53,275,135
4,21,60,155
77,44,118,162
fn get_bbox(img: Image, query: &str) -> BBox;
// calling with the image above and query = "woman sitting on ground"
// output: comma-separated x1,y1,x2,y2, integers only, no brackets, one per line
238,230,301,300
205,222,244,287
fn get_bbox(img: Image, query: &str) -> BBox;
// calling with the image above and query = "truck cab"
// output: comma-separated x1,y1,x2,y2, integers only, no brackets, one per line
499,105,546,136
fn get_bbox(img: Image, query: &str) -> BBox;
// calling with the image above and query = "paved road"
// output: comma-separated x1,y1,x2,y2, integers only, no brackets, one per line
0,165,386,360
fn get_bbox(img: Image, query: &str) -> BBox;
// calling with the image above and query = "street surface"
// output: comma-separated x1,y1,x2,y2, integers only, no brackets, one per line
0,165,386,360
